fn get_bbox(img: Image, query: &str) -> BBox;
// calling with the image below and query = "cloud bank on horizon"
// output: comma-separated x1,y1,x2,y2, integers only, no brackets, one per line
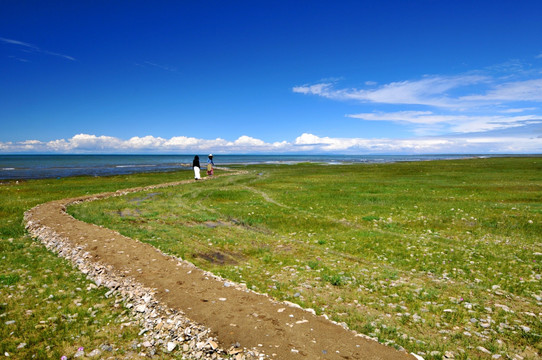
1,129,540,154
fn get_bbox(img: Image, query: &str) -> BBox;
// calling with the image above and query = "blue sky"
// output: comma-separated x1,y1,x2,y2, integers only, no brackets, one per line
1,0,541,154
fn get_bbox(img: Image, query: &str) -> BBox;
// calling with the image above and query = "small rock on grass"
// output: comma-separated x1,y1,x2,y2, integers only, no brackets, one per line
476,346,491,354
100,344,113,352
166,342,177,352
88,349,102,357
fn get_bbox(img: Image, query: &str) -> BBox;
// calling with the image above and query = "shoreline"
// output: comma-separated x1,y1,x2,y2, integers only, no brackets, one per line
2,154,539,181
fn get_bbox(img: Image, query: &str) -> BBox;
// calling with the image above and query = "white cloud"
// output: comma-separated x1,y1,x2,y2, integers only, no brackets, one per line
20,140,42,145
292,83,332,96
1,130,540,155
293,75,487,108
234,135,266,146
293,133,541,154
500,108,537,113
461,78,542,102
294,133,325,145
69,134,124,150
294,65,542,138
0,134,293,154
126,135,166,148
347,111,542,133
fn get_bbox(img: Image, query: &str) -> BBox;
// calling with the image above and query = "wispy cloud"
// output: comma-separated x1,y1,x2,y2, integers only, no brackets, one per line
347,111,542,134
0,131,540,154
460,78,542,102
8,55,30,63
0,37,38,48
294,61,542,138
137,61,180,73
500,108,537,113
0,37,75,61
293,75,488,108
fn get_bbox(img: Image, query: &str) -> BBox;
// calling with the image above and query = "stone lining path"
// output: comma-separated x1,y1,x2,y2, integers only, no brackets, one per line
24,172,416,360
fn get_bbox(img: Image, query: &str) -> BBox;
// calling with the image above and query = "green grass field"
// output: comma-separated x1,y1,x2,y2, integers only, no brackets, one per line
68,158,542,360
1,158,540,359
0,170,194,359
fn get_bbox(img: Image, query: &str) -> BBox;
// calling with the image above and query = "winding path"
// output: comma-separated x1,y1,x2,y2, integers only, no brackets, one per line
24,171,416,360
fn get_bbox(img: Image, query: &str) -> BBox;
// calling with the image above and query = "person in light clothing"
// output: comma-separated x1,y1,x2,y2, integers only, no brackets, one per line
192,155,201,180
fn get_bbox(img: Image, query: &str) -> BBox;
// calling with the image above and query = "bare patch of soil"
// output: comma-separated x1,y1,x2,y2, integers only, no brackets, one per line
203,220,234,228
117,208,142,217
194,250,241,265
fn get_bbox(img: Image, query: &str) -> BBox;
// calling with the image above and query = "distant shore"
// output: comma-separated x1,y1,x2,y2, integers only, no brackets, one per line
2,154,538,180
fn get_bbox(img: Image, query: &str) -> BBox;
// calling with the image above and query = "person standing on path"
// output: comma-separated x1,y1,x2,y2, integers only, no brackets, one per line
206,154,214,176
192,155,201,180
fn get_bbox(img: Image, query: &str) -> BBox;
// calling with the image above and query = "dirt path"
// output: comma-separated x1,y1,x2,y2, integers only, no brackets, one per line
24,172,416,360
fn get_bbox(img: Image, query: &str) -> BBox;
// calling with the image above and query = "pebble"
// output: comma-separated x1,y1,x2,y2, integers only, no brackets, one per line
17,343,26,349
519,325,531,332
88,349,102,357
476,346,491,354
494,304,512,312
166,342,177,352
100,344,113,352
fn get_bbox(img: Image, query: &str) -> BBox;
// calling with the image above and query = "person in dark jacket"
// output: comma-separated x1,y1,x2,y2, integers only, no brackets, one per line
192,155,201,180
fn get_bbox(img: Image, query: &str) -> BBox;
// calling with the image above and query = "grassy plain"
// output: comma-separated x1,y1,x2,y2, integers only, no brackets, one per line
68,158,542,360
0,170,194,359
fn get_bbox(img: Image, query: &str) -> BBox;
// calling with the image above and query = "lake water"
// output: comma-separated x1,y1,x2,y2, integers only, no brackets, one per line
0,154,492,180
